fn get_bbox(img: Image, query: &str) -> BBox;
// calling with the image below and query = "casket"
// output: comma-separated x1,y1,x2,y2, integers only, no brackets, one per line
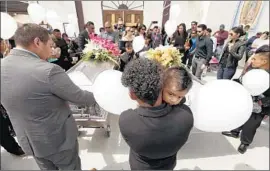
67,59,115,137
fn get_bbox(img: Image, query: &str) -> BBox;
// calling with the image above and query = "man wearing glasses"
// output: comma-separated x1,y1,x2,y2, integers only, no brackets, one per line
100,21,120,44
192,24,213,80
78,21,95,51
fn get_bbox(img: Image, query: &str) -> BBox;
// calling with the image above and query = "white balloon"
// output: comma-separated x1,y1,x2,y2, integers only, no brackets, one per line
170,4,181,19
50,21,63,31
27,3,46,24
46,10,60,24
93,70,137,115
133,36,145,52
242,69,269,96
191,80,253,132
0,12,18,40
67,14,78,25
66,24,75,37
165,20,177,37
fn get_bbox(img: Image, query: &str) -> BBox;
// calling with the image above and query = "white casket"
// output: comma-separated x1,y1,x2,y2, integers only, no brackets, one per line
67,59,115,137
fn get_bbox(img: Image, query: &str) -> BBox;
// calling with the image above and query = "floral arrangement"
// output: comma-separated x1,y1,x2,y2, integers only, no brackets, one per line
147,45,183,68
82,34,120,65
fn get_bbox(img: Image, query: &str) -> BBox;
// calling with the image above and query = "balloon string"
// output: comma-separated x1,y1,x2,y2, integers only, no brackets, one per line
5,0,7,13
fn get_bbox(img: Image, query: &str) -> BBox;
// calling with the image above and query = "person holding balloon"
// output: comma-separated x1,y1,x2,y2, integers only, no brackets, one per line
222,45,270,154
119,58,193,170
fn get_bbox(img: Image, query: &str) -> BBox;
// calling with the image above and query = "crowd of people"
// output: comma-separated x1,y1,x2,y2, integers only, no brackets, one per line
0,17,269,170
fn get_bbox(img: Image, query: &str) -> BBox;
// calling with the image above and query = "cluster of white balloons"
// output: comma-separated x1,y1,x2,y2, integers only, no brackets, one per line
88,68,269,133
190,69,269,132
27,3,77,35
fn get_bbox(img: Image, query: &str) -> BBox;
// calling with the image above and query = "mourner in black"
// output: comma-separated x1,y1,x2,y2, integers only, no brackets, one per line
1,104,25,156
222,45,270,154
52,29,73,71
119,58,193,170
217,27,246,80
192,24,213,80
117,42,136,72
78,21,95,51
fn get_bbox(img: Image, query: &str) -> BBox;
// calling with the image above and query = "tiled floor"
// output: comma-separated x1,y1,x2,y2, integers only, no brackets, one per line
1,69,269,170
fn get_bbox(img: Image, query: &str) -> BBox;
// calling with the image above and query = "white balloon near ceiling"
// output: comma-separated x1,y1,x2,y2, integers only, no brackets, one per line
170,4,181,20
27,3,46,24
0,12,18,39
46,10,60,23
67,14,78,25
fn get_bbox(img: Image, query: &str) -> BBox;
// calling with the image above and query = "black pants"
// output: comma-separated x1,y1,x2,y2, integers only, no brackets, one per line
181,51,189,65
0,114,21,153
187,53,194,69
231,113,265,145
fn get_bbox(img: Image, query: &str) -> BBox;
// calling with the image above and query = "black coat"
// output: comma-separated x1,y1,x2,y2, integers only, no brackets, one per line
119,100,193,170
78,30,89,51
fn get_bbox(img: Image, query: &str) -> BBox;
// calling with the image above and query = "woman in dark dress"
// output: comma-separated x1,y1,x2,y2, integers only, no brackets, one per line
171,23,189,65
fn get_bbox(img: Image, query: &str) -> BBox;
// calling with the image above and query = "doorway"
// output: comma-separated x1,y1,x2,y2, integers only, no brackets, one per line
102,10,143,27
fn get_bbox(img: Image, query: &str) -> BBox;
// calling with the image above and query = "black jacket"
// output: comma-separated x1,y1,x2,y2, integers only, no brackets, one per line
119,100,193,170
172,32,188,53
194,36,213,65
219,39,246,68
118,51,135,72
78,30,89,51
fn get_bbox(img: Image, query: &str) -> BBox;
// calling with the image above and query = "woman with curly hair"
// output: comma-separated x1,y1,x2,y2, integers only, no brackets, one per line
119,58,194,170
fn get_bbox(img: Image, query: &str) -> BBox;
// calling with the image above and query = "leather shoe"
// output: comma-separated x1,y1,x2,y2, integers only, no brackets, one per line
222,131,239,138
9,147,25,156
238,143,248,154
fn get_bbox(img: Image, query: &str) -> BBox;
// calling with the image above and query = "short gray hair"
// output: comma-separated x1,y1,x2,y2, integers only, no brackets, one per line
14,23,50,47
121,58,163,106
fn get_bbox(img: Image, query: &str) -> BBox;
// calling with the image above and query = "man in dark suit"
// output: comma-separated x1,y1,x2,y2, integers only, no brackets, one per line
52,29,73,71
119,58,194,170
78,21,95,51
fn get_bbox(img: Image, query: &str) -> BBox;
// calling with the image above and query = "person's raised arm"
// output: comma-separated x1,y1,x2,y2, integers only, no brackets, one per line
49,65,95,106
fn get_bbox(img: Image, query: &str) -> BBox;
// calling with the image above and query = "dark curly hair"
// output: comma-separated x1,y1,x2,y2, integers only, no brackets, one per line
164,66,193,91
121,58,163,106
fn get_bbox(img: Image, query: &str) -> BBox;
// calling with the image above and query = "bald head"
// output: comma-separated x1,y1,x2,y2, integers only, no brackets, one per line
104,21,112,33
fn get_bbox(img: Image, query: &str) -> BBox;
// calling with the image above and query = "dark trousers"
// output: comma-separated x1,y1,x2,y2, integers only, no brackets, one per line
231,113,265,145
217,66,237,80
187,53,194,69
0,114,21,153
181,51,189,65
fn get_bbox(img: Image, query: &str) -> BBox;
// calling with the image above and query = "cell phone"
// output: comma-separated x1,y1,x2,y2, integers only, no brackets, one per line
152,21,158,24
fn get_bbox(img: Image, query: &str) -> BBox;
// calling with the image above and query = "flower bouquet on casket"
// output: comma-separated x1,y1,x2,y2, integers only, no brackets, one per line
82,34,121,68
146,45,183,68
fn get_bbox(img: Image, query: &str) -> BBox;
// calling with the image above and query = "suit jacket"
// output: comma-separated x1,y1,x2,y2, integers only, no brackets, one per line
119,100,193,170
1,49,96,157
78,29,89,51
